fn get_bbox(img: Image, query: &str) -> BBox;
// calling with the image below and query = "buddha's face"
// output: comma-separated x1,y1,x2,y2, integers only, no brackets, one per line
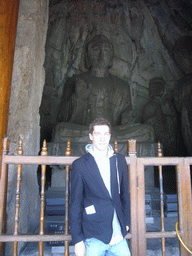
88,41,113,70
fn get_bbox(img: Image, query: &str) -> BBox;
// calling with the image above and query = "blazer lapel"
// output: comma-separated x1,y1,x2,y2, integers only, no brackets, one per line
110,154,119,199
85,153,111,199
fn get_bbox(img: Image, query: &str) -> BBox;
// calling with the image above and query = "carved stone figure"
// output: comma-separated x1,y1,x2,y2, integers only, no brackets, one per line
52,35,154,143
143,77,178,156
174,36,192,155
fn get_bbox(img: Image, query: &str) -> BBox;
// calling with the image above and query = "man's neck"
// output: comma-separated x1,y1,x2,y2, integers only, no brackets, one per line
92,146,108,158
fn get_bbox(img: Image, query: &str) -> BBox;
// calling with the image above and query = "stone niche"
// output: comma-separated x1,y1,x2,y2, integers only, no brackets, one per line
5,0,192,254
40,0,189,192
40,0,186,148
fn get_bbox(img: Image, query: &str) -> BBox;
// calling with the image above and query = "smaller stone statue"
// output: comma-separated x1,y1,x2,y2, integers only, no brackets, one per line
52,34,154,143
174,36,192,155
143,77,178,156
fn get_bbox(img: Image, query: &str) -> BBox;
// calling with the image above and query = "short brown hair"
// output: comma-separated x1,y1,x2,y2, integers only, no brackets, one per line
89,117,111,134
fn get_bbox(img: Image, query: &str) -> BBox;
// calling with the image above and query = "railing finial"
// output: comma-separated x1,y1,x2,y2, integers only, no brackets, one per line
17,138,23,156
157,141,163,157
65,140,71,156
114,140,118,153
41,140,47,156
127,139,136,156
3,137,9,154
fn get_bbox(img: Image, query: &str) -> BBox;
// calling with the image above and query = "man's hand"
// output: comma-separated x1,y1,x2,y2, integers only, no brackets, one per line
75,241,86,256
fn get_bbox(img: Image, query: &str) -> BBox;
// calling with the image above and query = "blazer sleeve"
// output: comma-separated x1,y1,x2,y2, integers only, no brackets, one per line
69,159,85,244
118,154,130,227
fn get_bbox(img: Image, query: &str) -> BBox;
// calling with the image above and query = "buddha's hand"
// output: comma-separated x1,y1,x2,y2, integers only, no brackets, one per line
122,110,137,125
75,78,91,99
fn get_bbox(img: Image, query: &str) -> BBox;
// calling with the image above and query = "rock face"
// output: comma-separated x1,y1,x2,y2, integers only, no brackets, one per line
5,0,192,253
39,0,192,150
6,0,49,254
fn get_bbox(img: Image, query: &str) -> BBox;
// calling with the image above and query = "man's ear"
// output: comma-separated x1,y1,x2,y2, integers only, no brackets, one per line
89,133,93,141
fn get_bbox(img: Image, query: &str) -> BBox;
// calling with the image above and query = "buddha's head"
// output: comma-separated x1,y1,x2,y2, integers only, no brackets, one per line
85,35,114,70
149,77,165,99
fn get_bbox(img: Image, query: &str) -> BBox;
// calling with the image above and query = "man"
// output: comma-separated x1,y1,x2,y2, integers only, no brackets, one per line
69,117,131,256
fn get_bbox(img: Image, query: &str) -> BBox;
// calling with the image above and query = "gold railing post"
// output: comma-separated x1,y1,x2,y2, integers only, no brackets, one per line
12,139,23,256
64,140,71,256
157,142,166,256
39,140,47,256
176,158,192,255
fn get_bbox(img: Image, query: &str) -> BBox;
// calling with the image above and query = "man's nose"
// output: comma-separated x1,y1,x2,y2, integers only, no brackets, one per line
100,135,105,141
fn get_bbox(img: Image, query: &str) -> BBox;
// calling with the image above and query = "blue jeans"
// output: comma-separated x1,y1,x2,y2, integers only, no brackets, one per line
84,238,131,256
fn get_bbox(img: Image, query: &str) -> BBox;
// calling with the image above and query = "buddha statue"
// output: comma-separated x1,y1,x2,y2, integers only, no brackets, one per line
52,35,154,143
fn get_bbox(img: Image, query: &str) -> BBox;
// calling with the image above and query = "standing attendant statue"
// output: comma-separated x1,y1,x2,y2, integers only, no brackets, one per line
174,36,192,155
52,35,154,143
143,77,178,156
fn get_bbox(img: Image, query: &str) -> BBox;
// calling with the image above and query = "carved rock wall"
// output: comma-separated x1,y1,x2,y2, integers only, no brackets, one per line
40,0,192,144
6,0,49,254
4,0,192,252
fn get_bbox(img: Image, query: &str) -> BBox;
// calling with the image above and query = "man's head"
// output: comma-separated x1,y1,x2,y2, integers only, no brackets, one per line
85,35,114,70
89,117,111,153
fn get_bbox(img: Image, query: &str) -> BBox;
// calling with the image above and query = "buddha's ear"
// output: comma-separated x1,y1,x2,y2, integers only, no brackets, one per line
109,58,113,68
108,50,114,68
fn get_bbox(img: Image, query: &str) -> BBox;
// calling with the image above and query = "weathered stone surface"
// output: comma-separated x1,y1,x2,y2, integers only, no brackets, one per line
40,0,188,145
5,0,192,254
6,0,49,254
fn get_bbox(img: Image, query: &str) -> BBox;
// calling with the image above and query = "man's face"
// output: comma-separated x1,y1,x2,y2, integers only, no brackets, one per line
89,125,111,152
88,42,112,69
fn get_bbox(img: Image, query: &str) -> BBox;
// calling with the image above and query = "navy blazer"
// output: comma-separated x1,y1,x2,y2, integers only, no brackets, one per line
69,152,130,245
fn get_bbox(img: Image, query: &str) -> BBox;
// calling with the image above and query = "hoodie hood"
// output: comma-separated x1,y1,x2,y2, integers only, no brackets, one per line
85,144,114,158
